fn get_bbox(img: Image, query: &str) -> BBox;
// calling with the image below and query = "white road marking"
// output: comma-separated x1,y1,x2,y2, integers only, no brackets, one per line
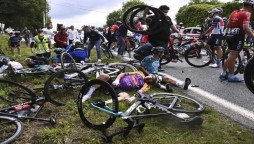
165,73,254,122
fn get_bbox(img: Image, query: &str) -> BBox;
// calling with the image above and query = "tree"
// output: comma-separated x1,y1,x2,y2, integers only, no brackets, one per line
0,0,51,31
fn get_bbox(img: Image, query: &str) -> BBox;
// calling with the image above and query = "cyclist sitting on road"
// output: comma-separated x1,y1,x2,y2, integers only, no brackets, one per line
203,7,224,68
30,28,52,63
0,56,23,78
8,31,22,57
221,0,254,82
82,71,155,103
138,47,191,91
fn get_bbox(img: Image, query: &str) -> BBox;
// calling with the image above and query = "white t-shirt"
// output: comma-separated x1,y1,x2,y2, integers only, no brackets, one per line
42,28,54,39
67,29,79,40
0,61,23,73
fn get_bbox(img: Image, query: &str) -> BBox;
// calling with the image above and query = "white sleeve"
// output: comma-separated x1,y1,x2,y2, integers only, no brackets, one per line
9,61,23,70
0,65,8,73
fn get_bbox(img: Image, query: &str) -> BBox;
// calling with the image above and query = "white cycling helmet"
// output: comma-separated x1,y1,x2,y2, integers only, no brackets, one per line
208,8,222,14
243,0,254,5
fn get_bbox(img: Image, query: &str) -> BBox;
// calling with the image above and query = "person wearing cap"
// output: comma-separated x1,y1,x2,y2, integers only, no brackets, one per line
221,0,254,82
145,5,180,70
83,25,105,63
8,31,22,57
54,25,68,48
203,7,224,68
110,21,122,49
30,28,52,63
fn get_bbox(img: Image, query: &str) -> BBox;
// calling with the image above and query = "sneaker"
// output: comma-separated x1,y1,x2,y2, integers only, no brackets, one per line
219,72,228,80
228,76,244,82
165,84,173,92
209,63,220,68
97,59,101,63
82,95,91,102
183,78,191,90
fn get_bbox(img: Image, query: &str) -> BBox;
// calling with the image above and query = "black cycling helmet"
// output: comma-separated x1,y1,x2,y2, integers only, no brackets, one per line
14,31,21,36
151,47,165,53
0,56,10,66
159,5,170,11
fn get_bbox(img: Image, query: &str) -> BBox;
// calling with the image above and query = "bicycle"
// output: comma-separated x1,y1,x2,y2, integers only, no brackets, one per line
77,79,204,142
101,42,114,59
0,79,56,143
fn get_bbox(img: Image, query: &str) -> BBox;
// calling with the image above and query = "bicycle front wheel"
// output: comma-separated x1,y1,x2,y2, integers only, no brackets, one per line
77,79,118,130
101,43,111,58
0,116,24,144
244,56,254,94
60,52,77,69
44,69,88,106
150,93,204,114
185,47,213,68
0,79,37,109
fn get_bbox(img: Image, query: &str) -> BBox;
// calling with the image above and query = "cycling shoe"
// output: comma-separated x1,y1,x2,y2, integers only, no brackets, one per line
228,76,244,83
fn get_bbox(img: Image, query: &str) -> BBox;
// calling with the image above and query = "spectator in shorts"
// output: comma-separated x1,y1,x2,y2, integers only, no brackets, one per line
8,31,22,57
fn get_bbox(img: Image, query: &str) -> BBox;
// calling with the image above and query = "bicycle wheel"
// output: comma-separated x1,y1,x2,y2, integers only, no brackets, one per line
222,50,242,75
106,63,137,77
184,46,213,68
0,116,24,144
244,56,254,94
44,69,88,106
77,79,118,130
150,93,204,114
0,80,37,110
101,43,111,58
60,52,77,69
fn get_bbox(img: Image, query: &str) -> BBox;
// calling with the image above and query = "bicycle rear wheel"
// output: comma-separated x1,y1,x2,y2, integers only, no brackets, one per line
0,116,24,144
101,43,112,58
184,47,213,68
60,52,77,69
44,69,88,106
106,63,137,77
0,79,37,110
77,79,118,130
150,93,204,114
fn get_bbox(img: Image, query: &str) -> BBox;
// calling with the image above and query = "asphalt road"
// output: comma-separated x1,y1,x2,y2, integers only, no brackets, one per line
118,52,254,130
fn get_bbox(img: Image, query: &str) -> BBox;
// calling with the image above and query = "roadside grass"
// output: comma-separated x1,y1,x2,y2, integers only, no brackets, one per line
1,35,254,144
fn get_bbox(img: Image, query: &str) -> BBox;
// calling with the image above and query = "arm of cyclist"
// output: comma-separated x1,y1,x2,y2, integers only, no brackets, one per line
112,73,125,87
243,24,254,40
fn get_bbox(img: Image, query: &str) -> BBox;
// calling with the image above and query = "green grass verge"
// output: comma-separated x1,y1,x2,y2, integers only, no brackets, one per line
1,35,254,144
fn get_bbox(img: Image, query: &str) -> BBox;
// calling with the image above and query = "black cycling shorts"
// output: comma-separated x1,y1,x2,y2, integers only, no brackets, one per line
10,42,20,47
226,33,245,52
207,34,223,48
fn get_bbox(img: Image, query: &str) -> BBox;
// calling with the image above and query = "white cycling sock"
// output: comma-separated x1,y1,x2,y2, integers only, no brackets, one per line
176,81,184,88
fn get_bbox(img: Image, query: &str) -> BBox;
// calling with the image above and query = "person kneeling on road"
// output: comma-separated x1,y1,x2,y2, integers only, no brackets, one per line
138,47,191,91
82,71,165,103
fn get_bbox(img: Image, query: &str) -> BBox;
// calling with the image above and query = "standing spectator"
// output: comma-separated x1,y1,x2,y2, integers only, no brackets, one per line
116,21,128,56
83,26,105,63
66,25,79,44
103,26,114,51
110,21,122,49
23,27,30,47
42,23,54,41
8,31,22,57
221,0,254,82
54,26,68,48
30,29,52,63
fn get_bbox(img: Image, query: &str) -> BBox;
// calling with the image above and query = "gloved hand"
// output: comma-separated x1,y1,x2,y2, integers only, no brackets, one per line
112,79,120,87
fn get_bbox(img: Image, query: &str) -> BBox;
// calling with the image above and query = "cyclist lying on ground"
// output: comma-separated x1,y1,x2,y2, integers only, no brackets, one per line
82,71,155,103
138,47,191,91
0,56,23,78
24,56,49,68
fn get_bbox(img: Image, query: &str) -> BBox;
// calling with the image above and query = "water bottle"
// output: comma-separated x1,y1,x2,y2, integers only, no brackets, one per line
13,104,32,116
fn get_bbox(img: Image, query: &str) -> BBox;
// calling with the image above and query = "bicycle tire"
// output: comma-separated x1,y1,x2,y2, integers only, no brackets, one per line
60,52,77,69
101,43,111,58
150,93,204,114
77,79,118,130
244,56,254,94
44,69,88,106
0,79,37,110
184,46,213,68
235,47,251,75
0,116,24,144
